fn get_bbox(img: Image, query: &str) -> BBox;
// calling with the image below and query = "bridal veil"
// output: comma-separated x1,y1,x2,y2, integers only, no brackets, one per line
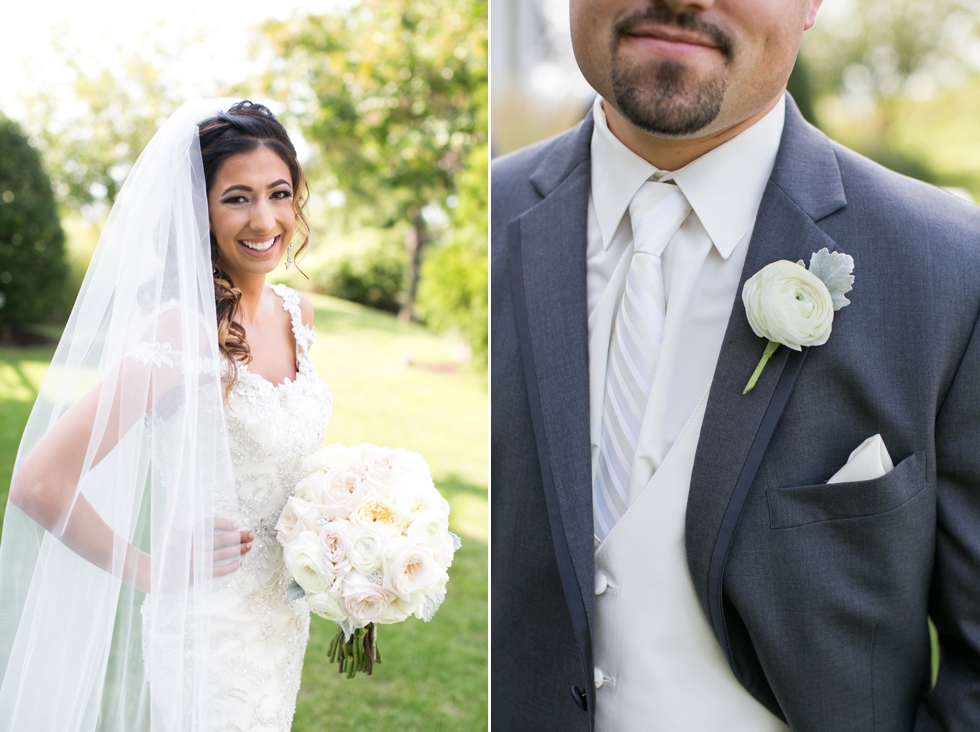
0,99,239,730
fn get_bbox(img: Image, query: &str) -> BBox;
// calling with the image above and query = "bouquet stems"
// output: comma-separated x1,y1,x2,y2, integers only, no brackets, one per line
328,623,382,678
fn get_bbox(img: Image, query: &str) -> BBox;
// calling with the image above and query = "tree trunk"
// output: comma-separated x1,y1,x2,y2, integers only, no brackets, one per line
399,209,427,322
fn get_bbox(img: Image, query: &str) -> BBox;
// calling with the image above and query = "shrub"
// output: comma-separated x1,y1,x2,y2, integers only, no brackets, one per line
0,114,69,334
415,144,488,363
417,241,487,363
310,231,405,314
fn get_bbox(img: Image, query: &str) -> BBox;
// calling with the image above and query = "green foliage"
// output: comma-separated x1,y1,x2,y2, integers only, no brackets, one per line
311,233,406,314
803,0,980,103
22,42,183,211
262,0,488,319
417,144,488,361
264,0,487,221
0,115,69,331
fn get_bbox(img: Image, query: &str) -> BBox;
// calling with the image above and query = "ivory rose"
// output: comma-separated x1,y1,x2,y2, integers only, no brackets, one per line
384,537,439,598
742,260,834,350
340,570,391,626
347,525,387,575
283,530,333,593
317,520,351,576
275,497,319,544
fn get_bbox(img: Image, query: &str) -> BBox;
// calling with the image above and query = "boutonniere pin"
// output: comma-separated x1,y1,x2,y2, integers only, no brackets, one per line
742,247,854,394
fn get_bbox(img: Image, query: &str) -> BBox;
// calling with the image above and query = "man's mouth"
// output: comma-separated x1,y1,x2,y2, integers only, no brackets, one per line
625,23,718,51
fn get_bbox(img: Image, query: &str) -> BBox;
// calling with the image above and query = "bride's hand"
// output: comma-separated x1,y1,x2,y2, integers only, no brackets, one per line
211,518,254,577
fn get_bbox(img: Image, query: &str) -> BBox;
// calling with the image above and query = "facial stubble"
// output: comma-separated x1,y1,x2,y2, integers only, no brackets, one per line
608,10,734,137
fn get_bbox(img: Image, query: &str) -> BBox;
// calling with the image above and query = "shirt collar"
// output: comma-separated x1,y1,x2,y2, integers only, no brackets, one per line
590,94,786,259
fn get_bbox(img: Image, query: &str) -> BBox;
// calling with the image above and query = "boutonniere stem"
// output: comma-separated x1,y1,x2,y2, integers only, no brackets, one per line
741,248,854,394
743,340,780,394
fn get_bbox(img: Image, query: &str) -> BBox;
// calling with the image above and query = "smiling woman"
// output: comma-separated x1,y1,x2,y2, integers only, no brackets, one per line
0,100,333,731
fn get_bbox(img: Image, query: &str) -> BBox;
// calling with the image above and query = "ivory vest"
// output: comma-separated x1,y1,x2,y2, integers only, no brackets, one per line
593,391,789,731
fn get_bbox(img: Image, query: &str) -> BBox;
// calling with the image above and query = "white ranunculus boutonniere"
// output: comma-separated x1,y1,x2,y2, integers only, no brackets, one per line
742,248,855,394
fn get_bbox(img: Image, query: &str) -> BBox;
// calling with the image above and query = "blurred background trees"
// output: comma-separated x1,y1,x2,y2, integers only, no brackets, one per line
262,0,487,324
0,115,69,339
2,0,488,363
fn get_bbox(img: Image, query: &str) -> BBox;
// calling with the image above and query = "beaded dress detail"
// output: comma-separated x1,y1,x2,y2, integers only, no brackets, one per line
212,284,331,730
143,284,332,731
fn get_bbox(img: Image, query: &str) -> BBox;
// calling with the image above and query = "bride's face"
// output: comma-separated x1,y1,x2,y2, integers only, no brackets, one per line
208,145,296,280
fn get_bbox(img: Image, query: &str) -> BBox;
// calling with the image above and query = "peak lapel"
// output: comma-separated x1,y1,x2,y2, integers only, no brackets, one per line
685,96,847,665
507,116,598,687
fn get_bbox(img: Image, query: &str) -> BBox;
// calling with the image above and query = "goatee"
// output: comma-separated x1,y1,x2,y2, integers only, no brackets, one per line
611,59,726,136
609,6,733,136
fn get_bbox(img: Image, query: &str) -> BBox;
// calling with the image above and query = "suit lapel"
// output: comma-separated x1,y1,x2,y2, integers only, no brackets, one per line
685,97,848,665
508,116,598,695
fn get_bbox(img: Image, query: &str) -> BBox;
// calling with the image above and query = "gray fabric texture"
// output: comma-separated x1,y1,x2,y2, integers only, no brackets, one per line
491,95,980,731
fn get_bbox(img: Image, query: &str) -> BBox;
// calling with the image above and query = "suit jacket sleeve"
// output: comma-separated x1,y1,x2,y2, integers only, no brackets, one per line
917,302,980,729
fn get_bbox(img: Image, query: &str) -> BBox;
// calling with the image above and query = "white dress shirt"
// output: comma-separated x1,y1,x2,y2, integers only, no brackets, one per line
588,94,786,502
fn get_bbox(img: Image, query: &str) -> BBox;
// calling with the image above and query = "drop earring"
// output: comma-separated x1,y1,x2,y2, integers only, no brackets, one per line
284,240,294,270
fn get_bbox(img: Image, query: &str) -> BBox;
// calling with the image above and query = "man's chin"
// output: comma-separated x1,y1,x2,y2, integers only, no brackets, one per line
610,62,726,137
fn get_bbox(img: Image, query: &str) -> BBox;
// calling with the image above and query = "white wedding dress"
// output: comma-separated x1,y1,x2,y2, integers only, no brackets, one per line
143,283,332,731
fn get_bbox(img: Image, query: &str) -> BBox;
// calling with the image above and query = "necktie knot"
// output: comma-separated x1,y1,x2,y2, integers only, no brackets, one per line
628,181,692,257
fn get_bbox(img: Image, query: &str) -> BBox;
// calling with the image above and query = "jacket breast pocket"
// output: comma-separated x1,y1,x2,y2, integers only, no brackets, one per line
767,450,928,529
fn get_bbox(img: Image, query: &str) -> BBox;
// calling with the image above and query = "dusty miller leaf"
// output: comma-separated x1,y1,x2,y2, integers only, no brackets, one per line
807,248,854,310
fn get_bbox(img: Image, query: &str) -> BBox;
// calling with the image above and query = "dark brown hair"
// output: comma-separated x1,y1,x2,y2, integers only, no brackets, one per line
197,101,310,390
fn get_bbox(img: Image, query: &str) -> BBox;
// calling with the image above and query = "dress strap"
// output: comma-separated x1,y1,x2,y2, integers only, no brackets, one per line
271,283,315,358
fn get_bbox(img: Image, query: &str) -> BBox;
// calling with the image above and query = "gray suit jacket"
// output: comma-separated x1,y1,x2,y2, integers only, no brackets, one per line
490,96,980,731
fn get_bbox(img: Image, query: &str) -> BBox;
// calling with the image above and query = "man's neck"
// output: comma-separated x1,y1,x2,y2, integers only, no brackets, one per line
602,92,784,171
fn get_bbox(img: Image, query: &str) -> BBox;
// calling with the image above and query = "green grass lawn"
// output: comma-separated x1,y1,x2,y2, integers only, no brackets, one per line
0,292,488,731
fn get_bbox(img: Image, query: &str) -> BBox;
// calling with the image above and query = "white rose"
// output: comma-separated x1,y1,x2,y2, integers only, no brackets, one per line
372,595,417,625
436,532,460,569
345,443,377,469
393,483,450,520
347,525,387,575
384,536,440,598
340,570,391,627
317,520,351,576
301,443,349,473
406,514,450,553
742,260,834,350
350,495,409,537
364,447,432,489
276,497,321,545
306,586,347,623
414,572,449,622
294,472,363,521
283,530,333,593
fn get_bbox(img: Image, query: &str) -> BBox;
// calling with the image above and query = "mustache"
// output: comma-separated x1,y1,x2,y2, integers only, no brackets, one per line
612,4,734,62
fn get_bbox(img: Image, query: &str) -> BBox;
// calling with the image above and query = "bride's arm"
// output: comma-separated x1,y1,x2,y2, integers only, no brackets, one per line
8,368,252,593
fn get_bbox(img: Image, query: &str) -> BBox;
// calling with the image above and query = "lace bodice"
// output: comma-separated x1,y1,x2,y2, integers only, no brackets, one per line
219,283,332,575
213,284,331,730
141,284,332,731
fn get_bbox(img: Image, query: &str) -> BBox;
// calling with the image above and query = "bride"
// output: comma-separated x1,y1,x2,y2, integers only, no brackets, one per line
0,100,332,731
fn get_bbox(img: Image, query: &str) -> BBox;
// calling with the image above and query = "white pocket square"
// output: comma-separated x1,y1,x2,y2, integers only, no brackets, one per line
827,434,894,484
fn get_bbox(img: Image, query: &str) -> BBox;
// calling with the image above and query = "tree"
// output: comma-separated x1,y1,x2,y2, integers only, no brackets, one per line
417,143,488,362
262,0,488,320
0,114,69,334
802,0,980,118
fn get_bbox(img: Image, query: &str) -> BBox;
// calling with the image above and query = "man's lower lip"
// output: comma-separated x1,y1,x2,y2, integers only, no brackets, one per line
624,34,719,57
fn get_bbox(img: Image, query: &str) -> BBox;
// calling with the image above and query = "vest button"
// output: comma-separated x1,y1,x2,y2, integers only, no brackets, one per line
594,667,606,688
594,572,608,595
570,684,588,711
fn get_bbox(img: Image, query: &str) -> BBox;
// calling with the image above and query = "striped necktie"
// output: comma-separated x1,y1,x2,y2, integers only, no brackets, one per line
593,181,692,540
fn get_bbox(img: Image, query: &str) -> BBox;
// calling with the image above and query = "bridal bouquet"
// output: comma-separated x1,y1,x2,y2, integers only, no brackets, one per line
276,443,460,677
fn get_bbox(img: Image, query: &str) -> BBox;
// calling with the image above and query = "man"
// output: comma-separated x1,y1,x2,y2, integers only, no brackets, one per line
491,0,980,729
